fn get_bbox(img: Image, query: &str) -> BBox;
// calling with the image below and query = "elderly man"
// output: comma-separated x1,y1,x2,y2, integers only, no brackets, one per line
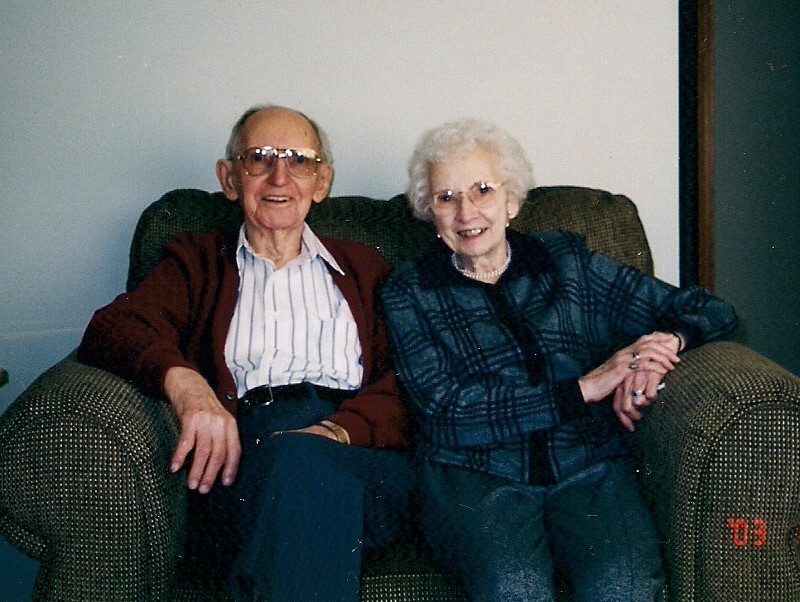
78,105,414,601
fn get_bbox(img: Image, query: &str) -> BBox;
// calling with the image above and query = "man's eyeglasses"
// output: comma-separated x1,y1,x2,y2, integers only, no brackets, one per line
430,181,504,214
236,146,323,178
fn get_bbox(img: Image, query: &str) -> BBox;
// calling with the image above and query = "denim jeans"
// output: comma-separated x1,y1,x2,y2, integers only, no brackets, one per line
223,386,416,602
420,459,664,602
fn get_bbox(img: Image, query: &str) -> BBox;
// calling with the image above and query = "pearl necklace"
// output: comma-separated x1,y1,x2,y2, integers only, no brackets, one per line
451,241,512,282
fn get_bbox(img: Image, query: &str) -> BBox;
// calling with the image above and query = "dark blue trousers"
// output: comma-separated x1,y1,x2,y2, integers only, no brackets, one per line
420,460,664,602
225,387,415,602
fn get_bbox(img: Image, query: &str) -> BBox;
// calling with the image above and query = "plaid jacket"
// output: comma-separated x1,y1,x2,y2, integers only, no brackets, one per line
381,229,738,484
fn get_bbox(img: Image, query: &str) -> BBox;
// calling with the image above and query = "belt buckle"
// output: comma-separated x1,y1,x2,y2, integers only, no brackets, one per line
243,384,276,411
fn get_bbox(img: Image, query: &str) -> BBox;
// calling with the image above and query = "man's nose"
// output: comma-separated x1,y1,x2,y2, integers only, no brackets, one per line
266,157,291,185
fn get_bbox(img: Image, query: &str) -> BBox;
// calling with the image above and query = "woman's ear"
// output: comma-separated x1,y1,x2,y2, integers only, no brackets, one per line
216,159,239,201
506,195,521,221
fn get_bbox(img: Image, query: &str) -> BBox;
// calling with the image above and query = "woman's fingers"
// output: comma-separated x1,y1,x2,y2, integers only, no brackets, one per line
613,385,641,431
612,368,668,431
581,332,681,404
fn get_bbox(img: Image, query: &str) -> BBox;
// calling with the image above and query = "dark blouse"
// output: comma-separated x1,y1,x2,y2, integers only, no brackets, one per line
382,229,737,484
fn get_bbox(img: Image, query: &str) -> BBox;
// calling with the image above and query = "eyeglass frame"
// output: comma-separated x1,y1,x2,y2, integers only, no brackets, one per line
236,146,324,179
429,181,506,214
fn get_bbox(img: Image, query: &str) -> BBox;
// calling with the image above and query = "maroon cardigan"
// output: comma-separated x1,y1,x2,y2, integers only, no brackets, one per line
78,228,410,449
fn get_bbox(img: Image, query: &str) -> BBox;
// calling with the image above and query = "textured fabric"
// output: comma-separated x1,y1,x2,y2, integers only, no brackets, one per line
518,187,653,276
381,229,737,485
1,187,799,602
628,341,800,601
0,355,185,601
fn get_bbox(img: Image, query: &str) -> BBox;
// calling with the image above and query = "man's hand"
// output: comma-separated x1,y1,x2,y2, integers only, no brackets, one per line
164,366,241,493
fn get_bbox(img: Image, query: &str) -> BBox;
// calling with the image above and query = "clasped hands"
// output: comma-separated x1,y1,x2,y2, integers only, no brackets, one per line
578,331,683,432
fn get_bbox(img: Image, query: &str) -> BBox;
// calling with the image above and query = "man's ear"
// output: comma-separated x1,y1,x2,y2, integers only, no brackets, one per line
312,163,334,204
216,159,239,201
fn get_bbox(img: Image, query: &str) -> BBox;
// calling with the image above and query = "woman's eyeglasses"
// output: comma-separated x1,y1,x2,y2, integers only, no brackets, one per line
430,181,504,214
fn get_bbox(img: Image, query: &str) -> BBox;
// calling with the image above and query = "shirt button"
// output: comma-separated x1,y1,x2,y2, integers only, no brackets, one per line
225,392,236,401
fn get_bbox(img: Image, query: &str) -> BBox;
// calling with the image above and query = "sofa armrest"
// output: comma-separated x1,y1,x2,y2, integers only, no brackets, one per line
630,341,800,602
0,354,186,602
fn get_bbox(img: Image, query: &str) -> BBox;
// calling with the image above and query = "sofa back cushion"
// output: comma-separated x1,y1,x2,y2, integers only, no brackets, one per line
127,187,653,292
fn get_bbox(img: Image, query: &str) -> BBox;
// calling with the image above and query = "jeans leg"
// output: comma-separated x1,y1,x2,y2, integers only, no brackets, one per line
230,434,364,602
360,449,416,552
547,460,665,602
229,420,415,602
420,463,555,602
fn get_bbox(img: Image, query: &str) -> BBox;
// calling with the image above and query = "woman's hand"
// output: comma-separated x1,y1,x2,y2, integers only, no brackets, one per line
611,369,666,431
578,332,681,431
164,366,241,494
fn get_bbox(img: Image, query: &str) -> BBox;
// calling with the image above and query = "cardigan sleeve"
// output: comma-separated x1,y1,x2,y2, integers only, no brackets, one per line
77,236,205,401
316,238,412,450
577,240,738,351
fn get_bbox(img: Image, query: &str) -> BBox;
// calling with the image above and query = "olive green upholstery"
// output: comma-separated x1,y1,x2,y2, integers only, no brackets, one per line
1,187,798,601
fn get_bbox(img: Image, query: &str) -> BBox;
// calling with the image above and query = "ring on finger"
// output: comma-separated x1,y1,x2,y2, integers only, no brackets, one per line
632,350,641,361
629,363,638,371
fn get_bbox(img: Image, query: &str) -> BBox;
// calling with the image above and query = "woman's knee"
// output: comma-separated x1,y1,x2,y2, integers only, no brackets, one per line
568,549,664,602
421,503,554,602
465,561,553,602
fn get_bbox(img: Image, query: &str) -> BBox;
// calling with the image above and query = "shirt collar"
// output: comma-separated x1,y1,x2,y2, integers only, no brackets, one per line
235,223,345,275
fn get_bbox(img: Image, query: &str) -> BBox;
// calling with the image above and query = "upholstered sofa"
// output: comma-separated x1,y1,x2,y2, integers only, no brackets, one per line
1,186,799,602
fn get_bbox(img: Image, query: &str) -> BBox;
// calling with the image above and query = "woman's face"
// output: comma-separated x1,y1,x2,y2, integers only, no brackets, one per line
217,107,332,238
428,146,519,270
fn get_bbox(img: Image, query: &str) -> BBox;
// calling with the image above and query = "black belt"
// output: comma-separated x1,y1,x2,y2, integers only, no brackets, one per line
239,383,354,412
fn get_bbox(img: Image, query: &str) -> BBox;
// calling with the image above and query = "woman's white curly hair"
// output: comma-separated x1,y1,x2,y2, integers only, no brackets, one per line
406,118,535,221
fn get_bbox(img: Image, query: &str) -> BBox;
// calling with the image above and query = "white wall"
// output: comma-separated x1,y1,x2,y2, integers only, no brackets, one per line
0,1,678,409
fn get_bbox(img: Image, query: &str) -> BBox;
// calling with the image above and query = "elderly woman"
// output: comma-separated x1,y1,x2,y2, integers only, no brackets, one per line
380,119,737,602
78,105,414,602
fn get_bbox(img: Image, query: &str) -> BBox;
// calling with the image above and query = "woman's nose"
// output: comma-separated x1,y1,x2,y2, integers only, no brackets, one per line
455,194,479,219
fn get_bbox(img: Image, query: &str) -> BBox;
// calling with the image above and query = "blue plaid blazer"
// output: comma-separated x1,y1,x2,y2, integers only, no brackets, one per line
381,229,737,484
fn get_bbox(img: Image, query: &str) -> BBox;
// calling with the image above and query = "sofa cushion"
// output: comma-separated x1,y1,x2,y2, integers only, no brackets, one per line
520,186,653,275
127,186,652,292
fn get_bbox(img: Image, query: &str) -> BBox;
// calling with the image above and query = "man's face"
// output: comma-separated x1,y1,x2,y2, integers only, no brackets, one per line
217,107,332,238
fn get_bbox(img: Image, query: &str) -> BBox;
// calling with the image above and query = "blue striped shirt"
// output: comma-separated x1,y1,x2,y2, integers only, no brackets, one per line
225,224,363,396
